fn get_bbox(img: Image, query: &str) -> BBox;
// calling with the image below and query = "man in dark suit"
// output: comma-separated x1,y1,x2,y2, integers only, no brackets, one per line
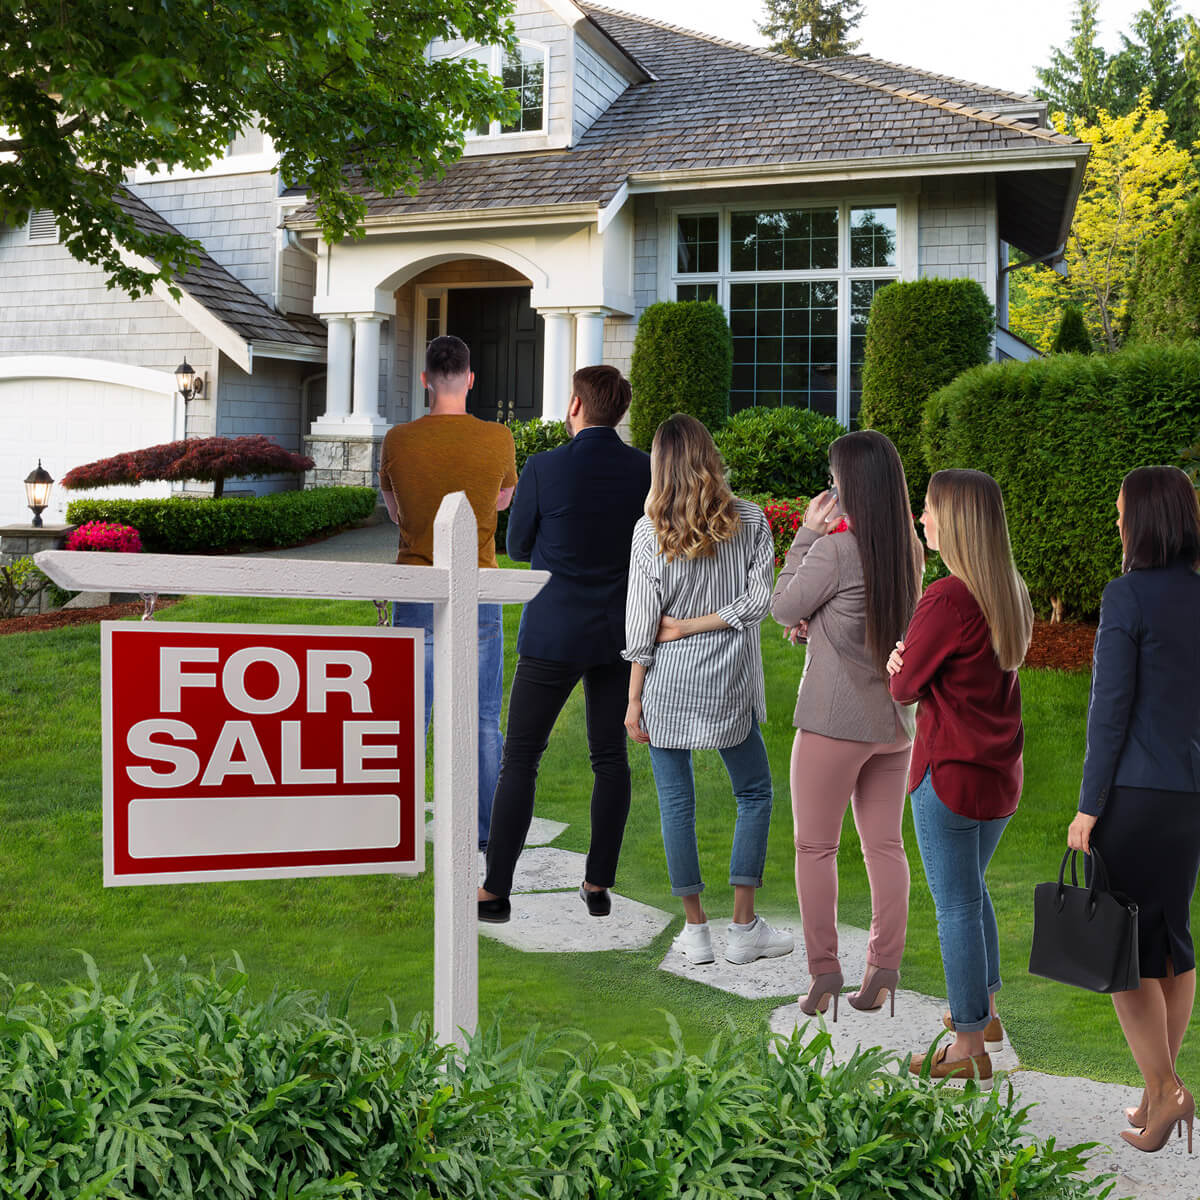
478,365,651,923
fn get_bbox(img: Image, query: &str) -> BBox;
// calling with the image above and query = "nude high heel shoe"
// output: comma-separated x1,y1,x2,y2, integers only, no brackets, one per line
1127,1073,1184,1128
1120,1085,1194,1154
848,966,899,1015
798,970,843,1022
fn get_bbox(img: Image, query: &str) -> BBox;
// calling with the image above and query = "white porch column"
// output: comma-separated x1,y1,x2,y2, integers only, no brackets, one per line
541,311,574,422
574,311,607,372
350,314,388,431
321,316,353,424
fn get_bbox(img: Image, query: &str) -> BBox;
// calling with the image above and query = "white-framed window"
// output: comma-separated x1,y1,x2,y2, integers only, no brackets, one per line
413,285,449,414
670,201,902,427
27,209,59,245
463,42,548,138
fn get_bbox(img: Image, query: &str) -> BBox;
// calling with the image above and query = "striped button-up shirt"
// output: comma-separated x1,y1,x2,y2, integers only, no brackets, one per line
623,498,774,749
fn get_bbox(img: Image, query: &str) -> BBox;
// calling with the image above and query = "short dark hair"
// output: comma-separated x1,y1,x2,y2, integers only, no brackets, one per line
1121,465,1200,571
573,365,630,427
425,335,471,390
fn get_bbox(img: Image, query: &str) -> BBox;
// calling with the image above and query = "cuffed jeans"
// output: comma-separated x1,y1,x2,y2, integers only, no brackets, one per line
484,655,632,898
647,724,773,897
391,600,503,850
909,769,1009,1033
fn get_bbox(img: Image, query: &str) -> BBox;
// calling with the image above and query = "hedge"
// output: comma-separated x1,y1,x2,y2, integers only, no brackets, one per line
859,278,994,507
496,417,571,550
65,486,377,554
629,301,732,450
1126,196,1200,344
0,959,1107,1200
714,406,843,498
923,343,1200,617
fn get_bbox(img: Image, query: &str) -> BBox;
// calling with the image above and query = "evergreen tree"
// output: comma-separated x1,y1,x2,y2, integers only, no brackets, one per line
1050,305,1094,353
1109,1,1199,148
1034,0,1113,123
758,0,864,60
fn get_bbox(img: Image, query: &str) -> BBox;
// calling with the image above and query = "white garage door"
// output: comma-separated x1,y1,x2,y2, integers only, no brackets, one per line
0,358,183,524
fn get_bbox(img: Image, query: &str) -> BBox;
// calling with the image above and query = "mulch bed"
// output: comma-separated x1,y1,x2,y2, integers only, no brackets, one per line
1024,619,1097,672
0,598,179,637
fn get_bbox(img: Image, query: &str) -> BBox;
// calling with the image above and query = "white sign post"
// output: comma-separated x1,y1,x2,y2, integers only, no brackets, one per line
37,492,546,1049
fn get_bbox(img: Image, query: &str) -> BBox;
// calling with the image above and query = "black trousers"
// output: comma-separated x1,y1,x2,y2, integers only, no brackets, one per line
483,654,632,898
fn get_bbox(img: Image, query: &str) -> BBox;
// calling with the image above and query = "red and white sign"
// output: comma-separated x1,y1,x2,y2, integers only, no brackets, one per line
101,621,424,886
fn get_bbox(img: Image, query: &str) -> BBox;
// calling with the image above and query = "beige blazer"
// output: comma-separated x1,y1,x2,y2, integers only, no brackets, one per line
771,526,915,743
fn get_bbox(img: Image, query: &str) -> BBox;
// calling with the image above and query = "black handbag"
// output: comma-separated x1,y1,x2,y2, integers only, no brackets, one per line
1028,847,1140,993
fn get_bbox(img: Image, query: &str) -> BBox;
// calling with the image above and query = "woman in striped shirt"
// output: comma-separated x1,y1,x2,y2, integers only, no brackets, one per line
623,414,794,967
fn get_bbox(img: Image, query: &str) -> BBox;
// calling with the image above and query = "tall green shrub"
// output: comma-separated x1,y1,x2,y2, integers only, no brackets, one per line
1126,197,1200,344
714,406,844,497
629,301,732,449
923,343,1200,618
859,278,994,506
1050,305,1094,354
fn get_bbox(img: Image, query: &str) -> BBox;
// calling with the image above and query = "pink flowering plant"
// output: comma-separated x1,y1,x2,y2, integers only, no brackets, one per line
761,498,808,566
65,521,143,553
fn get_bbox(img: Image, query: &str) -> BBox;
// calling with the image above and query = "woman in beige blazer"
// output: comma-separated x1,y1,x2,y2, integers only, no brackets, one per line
771,430,923,1020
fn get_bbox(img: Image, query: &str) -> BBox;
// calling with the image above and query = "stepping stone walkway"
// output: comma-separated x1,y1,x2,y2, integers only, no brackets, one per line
446,815,1195,1198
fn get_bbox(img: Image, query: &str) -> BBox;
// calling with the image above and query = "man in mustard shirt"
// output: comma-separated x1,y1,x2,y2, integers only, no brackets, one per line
379,335,517,850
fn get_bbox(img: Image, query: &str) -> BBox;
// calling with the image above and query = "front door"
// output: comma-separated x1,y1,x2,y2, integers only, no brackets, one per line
446,287,544,424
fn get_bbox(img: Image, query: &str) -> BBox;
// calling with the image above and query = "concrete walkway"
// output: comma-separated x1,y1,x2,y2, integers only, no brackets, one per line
264,527,1196,1200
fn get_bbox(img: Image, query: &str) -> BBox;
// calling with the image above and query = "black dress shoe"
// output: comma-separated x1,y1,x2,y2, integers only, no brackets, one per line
579,884,611,917
478,896,511,924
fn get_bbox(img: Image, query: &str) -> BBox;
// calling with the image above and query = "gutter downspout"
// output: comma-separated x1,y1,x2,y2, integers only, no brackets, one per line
286,229,320,263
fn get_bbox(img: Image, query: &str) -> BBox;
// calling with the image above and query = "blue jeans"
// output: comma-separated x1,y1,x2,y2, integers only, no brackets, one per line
391,601,503,850
647,724,773,897
909,769,1009,1033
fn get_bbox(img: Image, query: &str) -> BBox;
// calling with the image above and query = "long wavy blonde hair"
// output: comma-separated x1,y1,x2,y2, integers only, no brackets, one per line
646,414,741,562
926,469,1033,671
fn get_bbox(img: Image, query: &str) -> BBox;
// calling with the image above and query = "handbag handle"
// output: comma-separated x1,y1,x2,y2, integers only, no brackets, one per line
1055,847,1112,917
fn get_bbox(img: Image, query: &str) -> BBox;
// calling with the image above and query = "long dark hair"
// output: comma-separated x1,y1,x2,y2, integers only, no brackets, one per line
1120,465,1200,572
828,430,924,676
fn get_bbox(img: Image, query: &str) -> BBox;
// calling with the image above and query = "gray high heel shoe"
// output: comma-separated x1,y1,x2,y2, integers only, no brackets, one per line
798,970,843,1022
848,966,899,1016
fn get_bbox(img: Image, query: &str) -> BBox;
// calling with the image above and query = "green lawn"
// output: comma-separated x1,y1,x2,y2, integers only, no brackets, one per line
1,568,1195,1085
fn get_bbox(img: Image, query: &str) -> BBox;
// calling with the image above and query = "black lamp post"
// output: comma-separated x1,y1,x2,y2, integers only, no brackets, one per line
174,359,204,404
24,460,53,528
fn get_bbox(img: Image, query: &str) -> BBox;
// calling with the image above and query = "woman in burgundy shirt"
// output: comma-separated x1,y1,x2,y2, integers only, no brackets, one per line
888,469,1033,1088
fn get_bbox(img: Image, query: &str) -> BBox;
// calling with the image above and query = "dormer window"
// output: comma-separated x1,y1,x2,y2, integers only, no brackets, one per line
468,43,547,138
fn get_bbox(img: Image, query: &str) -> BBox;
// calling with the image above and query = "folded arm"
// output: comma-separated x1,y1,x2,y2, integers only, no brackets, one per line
887,589,959,705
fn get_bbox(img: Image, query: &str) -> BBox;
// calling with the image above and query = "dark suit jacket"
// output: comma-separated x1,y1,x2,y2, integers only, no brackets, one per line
507,426,651,668
1079,558,1200,815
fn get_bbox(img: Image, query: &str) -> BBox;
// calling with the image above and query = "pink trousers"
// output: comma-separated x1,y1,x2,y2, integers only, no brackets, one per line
790,729,913,976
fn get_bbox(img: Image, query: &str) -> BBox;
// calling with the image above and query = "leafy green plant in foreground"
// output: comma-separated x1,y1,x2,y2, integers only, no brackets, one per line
0,959,1112,1199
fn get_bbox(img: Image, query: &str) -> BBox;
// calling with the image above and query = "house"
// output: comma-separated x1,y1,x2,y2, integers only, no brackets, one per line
0,0,1087,520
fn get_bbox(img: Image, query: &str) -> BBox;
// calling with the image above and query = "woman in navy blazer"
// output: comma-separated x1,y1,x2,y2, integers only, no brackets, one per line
1068,465,1200,1155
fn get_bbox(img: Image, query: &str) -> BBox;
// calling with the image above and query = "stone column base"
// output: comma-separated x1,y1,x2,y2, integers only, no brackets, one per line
0,523,77,613
303,433,386,491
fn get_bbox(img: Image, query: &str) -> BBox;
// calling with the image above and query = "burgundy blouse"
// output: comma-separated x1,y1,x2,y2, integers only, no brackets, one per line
888,575,1024,820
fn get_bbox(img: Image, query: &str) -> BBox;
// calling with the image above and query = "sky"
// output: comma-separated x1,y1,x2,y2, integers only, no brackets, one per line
606,0,1200,97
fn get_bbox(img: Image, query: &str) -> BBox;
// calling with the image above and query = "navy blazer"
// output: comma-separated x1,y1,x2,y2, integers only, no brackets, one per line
1079,558,1200,815
507,426,651,668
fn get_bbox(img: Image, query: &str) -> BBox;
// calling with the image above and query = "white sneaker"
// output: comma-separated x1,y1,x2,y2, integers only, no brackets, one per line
673,920,715,965
724,916,795,964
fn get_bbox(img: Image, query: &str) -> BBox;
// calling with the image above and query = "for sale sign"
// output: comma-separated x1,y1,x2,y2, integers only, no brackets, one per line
101,622,424,886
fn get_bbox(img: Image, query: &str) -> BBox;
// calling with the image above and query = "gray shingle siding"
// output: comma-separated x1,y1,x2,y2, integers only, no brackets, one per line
216,354,309,489
917,176,992,292
633,194,657,314
132,172,280,304
574,35,629,141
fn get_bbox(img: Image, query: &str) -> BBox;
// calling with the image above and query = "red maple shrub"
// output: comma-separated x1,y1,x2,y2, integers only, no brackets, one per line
62,436,315,500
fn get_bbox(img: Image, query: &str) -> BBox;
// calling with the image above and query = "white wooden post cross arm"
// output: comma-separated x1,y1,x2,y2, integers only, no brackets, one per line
36,493,548,1050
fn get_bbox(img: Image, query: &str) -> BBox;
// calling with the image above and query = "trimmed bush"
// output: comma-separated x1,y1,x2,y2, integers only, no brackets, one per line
629,301,732,450
859,278,994,507
1050,305,1094,354
497,417,571,550
923,343,1200,617
63,435,315,500
0,959,1108,1200
65,486,377,554
1126,197,1200,344
714,406,844,498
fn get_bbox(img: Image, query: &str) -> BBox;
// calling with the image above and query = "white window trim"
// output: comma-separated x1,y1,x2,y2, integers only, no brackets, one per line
455,41,549,141
130,134,277,184
665,198,910,428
